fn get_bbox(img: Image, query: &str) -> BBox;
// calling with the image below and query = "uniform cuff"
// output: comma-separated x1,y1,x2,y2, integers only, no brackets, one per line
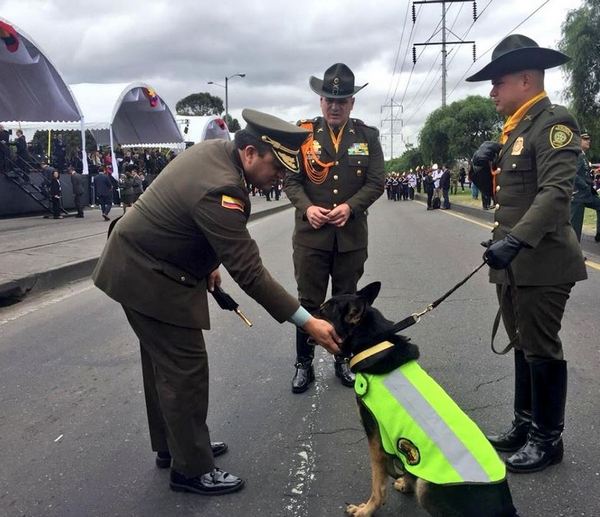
289,306,312,327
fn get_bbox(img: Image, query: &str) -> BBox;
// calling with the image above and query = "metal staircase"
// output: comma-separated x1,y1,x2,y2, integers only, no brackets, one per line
1,157,69,216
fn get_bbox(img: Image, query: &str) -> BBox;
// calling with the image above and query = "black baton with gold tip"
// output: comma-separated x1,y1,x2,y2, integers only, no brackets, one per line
210,285,253,327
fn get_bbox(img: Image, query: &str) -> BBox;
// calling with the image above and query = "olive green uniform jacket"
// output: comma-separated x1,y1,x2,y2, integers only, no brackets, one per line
284,117,385,252
491,98,587,285
93,139,300,329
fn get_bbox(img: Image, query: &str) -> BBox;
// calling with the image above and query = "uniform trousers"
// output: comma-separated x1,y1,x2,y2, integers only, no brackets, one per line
293,242,368,312
123,306,214,477
496,283,574,361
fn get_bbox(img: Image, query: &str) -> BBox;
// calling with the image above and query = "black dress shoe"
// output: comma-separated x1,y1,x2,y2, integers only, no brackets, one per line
170,468,244,495
156,442,228,468
334,359,355,387
292,362,314,393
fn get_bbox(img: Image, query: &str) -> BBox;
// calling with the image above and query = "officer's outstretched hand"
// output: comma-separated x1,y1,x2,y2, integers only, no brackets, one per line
483,234,525,270
302,316,341,355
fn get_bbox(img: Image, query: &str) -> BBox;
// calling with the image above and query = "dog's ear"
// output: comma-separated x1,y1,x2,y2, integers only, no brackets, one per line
356,282,381,306
344,299,367,326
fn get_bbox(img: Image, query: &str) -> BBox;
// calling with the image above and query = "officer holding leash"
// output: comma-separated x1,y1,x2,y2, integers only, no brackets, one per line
93,110,341,496
468,35,587,473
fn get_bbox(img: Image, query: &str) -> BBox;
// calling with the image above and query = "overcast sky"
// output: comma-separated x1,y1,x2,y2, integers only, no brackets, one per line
1,0,582,158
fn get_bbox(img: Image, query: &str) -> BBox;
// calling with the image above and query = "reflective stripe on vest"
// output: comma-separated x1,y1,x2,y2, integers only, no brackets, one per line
355,361,505,485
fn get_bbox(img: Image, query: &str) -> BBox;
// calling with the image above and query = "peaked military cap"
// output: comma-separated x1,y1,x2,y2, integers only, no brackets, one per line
581,129,590,139
466,34,570,82
242,108,310,173
309,63,367,98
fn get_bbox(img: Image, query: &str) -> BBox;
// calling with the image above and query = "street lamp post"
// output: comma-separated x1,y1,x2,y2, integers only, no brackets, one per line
208,73,245,128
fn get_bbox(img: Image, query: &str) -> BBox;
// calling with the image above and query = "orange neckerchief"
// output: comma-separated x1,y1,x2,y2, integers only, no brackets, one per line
327,122,347,153
500,91,547,144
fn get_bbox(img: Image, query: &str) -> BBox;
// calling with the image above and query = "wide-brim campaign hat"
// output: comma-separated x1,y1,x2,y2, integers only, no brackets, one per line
466,34,570,82
309,63,367,98
242,108,310,173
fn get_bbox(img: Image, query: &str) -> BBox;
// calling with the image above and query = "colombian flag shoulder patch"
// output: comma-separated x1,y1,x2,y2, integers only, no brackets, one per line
221,195,245,213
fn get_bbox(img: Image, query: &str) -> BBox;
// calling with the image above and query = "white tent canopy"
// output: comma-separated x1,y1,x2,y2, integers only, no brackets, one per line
0,18,82,124
175,115,230,143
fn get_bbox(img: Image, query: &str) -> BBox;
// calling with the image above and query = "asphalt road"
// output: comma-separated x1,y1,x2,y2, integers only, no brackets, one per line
1,198,599,517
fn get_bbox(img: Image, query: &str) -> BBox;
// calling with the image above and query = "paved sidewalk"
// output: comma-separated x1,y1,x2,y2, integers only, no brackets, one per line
0,196,292,304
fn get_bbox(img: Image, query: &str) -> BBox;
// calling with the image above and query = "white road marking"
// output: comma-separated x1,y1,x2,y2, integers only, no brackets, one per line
285,356,327,516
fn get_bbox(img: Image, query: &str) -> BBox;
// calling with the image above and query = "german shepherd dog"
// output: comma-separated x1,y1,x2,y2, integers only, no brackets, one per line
316,282,517,517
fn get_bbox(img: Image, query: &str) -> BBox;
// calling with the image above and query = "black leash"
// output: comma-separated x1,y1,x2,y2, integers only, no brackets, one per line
373,260,488,343
490,265,520,355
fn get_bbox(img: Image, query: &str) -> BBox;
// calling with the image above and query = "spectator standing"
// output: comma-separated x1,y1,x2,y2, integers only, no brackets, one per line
407,169,417,199
0,124,10,172
119,169,134,213
69,165,86,218
459,166,467,191
49,169,63,219
424,169,435,210
94,168,113,221
15,129,31,169
440,165,451,209
132,170,145,203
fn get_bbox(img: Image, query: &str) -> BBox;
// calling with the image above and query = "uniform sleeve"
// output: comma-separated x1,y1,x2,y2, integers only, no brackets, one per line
345,128,386,214
283,168,313,213
192,187,300,323
510,114,579,248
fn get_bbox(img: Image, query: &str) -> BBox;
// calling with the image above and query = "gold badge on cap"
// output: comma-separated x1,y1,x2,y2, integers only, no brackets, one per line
511,137,524,155
550,124,573,149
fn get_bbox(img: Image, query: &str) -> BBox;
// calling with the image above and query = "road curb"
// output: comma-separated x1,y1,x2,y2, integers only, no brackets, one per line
414,192,600,257
0,202,293,305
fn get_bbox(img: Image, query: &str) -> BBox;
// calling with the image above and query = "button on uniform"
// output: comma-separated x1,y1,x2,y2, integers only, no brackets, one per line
333,175,339,180
494,221,500,227
496,185,501,192
333,189,339,194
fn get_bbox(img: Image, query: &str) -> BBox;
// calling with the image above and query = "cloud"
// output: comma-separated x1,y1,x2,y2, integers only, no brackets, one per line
0,0,583,157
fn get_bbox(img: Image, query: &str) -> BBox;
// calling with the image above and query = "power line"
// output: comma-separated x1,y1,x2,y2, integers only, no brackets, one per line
385,1,413,103
447,0,550,97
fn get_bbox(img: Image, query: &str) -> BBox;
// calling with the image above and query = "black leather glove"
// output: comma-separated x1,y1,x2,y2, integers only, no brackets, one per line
472,141,503,167
483,234,525,270
471,141,502,197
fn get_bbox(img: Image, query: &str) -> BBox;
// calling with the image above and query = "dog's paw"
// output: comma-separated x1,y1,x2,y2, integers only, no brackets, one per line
393,476,414,494
345,502,370,516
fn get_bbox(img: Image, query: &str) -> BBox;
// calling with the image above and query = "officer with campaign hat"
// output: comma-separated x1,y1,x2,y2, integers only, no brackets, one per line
285,63,385,393
93,109,341,496
468,35,587,473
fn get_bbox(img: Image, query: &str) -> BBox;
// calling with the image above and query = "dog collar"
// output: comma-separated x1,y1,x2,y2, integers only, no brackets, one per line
349,341,395,369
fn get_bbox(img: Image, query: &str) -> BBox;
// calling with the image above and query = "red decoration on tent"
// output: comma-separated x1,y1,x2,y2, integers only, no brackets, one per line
0,21,19,53
143,87,159,108
215,118,226,130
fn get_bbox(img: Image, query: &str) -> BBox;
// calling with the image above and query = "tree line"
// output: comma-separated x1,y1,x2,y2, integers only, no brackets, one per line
389,0,599,171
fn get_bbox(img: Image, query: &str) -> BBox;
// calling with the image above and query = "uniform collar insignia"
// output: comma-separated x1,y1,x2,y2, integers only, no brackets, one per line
317,127,324,133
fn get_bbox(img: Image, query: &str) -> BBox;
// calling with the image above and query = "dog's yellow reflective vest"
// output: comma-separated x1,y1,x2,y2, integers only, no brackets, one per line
355,360,506,485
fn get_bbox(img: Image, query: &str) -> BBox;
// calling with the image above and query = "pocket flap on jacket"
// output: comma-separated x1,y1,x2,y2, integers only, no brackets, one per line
157,261,199,287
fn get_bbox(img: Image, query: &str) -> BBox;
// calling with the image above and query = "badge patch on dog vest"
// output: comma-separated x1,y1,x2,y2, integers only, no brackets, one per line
397,438,421,466
221,195,245,212
549,125,573,149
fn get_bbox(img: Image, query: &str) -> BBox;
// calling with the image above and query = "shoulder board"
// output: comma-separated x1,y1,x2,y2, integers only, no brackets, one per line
352,118,378,132
296,117,320,127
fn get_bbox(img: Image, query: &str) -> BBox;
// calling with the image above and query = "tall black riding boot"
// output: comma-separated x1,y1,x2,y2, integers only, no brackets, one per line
334,355,355,387
487,349,532,452
506,359,567,473
292,328,314,394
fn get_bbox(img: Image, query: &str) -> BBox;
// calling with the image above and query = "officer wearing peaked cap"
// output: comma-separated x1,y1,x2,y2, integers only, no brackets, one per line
468,34,587,474
284,63,385,393
570,129,600,242
93,109,341,496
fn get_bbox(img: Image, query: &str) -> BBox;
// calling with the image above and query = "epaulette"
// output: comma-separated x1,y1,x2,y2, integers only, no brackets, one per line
352,118,378,132
296,117,319,127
